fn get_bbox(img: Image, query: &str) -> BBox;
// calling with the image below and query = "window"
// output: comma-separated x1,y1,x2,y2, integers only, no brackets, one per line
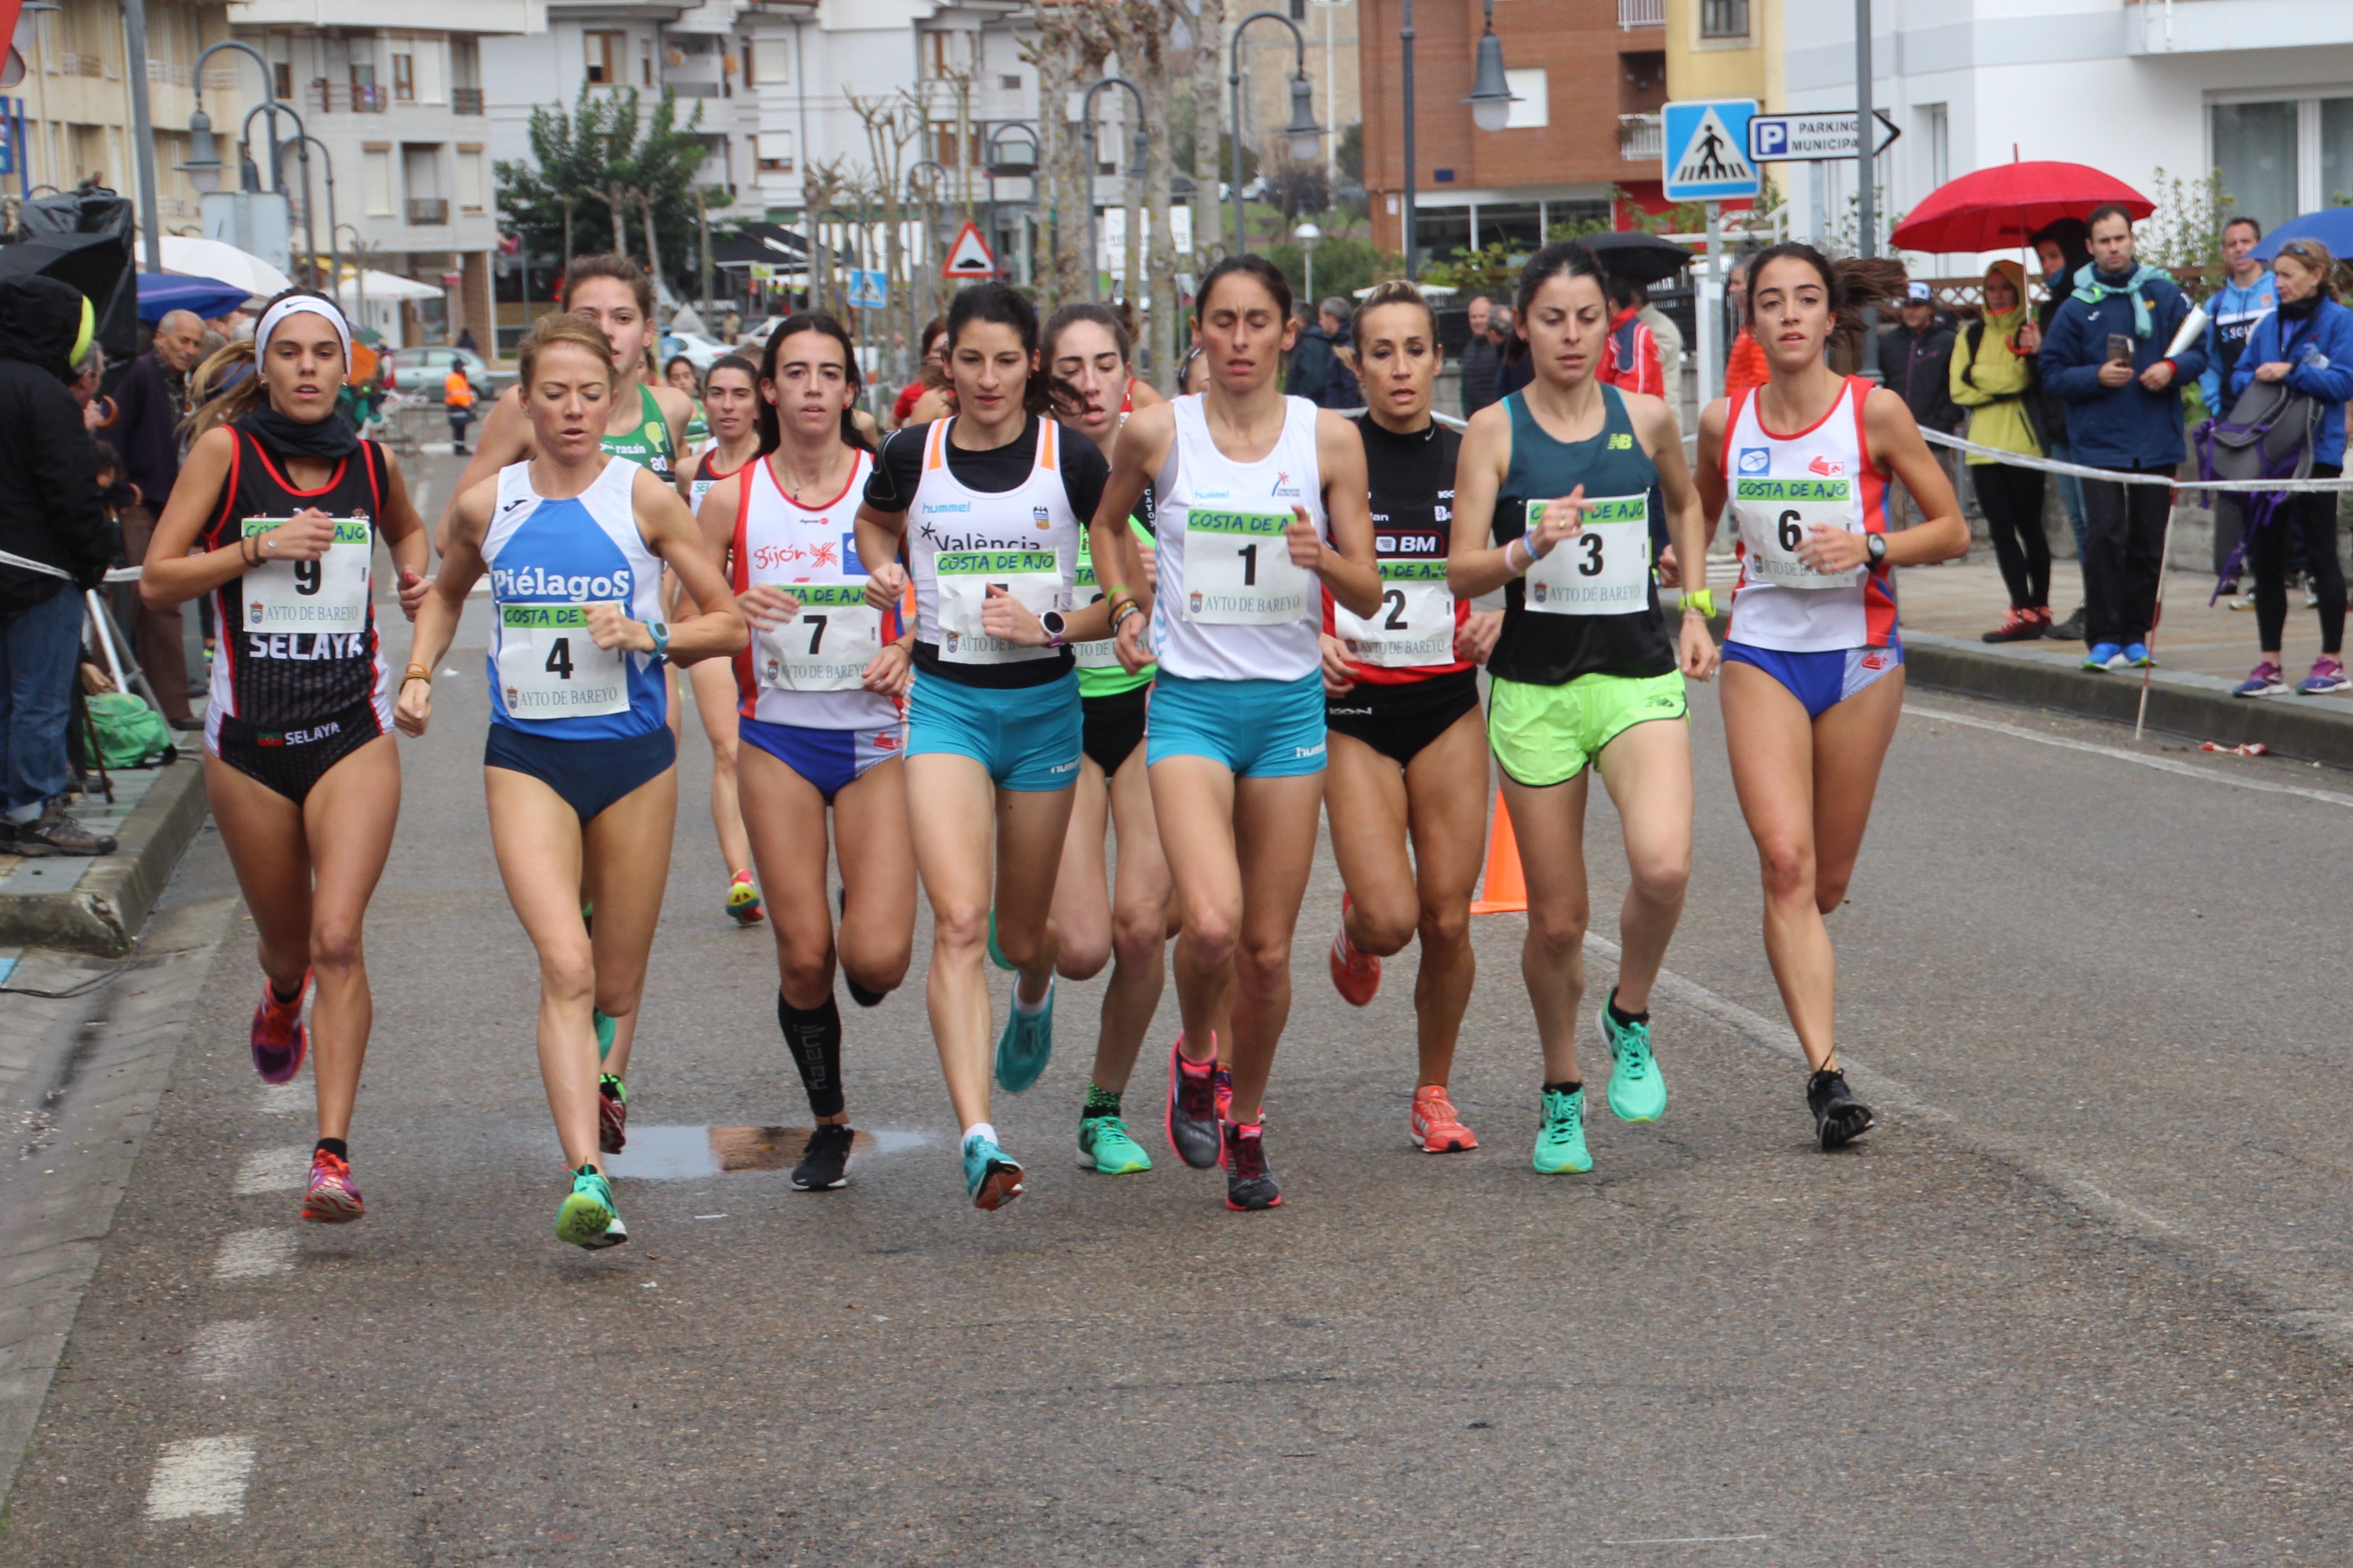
641,39,653,86
457,147,485,211
2324,98,2353,207
999,73,1021,90
758,130,794,173
2212,101,2298,235
1700,0,1749,39
273,60,292,99
349,61,378,110
924,32,961,79
1920,102,1949,189
363,145,393,215
933,125,980,167
1504,68,1548,129
391,52,413,102
585,29,622,85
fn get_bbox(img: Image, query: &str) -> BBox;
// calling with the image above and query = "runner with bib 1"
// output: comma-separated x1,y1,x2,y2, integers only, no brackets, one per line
1315,281,1500,1159
1447,240,1717,1181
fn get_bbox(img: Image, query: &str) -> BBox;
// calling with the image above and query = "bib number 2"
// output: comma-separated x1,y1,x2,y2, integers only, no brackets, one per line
1336,561,1454,665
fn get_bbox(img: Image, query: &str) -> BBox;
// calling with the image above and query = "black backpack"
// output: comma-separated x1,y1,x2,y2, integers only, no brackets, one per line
2195,378,2324,596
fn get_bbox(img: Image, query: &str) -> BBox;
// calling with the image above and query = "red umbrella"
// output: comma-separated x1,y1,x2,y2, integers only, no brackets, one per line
1890,160,2154,254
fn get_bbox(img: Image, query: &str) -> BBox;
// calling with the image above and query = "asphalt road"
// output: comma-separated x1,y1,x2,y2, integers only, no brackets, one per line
4,474,2352,1561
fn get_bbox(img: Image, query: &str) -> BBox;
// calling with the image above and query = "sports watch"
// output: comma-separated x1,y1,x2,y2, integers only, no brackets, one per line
647,621,671,658
1040,610,1068,649
1865,533,1888,566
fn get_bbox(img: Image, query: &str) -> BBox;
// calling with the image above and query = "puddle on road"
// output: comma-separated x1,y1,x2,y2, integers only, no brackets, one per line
607,1125,930,1180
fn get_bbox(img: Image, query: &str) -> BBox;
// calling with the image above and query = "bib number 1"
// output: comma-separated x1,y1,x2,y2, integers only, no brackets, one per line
1184,509,1314,626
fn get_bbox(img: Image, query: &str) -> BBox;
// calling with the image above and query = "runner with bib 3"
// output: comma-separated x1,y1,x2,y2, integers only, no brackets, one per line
400,312,747,1250
697,312,917,1193
1315,280,1499,1156
1694,242,1968,1151
1447,242,1717,1179
1096,255,1382,1212
854,282,1115,1212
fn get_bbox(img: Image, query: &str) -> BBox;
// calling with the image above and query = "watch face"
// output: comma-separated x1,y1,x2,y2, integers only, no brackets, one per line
1041,611,1066,636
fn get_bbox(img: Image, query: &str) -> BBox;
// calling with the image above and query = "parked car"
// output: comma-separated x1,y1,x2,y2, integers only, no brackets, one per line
380,346,493,399
661,332,732,374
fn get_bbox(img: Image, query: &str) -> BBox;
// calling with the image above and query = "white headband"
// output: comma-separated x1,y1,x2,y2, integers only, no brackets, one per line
256,297,352,363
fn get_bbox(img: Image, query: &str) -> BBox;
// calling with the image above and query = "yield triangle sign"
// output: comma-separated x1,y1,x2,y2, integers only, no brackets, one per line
940,221,997,279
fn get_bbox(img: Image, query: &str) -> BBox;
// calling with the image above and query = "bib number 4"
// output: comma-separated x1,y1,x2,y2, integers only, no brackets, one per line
497,603,630,718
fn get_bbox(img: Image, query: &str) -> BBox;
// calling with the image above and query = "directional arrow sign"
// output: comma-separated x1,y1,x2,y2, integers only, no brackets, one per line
1747,110,1902,164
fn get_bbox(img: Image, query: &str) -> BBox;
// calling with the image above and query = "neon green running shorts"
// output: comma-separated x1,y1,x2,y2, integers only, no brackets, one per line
1486,669,1687,788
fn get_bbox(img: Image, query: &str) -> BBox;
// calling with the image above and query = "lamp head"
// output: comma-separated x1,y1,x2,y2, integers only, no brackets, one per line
180,107,223,194
1294,221,1321,248
1466,21,1516,133
1284,76,1323,163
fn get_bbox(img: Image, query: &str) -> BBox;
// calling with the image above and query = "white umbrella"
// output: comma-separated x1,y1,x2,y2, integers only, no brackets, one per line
334,270,441,305
157,235,291,298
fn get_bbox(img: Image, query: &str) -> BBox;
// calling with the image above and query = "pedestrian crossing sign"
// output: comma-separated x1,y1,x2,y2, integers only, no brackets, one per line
1661,99,1760,202
847,269,889,310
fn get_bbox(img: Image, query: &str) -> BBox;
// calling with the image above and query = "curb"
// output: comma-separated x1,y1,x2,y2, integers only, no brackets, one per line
0,759,209,955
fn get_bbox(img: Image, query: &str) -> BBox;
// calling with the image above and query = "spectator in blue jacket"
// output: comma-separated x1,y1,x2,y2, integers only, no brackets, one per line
2040,203,2208,670
2199,216,2278,597
2223,238,2353,698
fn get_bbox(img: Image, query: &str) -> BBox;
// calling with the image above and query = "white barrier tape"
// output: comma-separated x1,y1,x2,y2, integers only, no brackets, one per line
1918,426,2353,494
0,548,71,582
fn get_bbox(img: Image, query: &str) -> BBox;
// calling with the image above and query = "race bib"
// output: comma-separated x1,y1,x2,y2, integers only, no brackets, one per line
689,476,717,515
241,517,372,633
1183,509,1313,626
757,584,882,692
1735,477,1863,590
1336,560,1455,666
496,603,630,718
1522,494,1651,615
935,549,1065,665
1072,550,1121,670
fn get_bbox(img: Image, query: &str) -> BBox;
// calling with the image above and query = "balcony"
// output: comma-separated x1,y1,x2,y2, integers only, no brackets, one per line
307,79,388,114
1618,0,1665,26
453,87,483,115
407,197,449,226
51,52,104,78
1618,113,1662,162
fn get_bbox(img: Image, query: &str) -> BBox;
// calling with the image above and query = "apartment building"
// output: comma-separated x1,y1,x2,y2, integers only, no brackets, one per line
1645,0,1775,216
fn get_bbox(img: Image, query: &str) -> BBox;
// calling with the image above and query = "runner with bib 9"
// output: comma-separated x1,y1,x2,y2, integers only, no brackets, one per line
1447,240,1717,1178
1694,242,1968,1150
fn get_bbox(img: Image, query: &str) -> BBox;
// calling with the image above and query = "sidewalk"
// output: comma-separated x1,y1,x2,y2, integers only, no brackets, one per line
0,756,208,957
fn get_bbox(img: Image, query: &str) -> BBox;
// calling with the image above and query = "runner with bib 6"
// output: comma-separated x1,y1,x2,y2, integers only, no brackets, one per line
1447,241,1717,1178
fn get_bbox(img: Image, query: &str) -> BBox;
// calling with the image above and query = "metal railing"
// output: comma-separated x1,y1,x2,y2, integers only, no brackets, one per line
1618,113,1662,162
52,52,104,78
453,87,483,115
406,198,449,225
306,80,388,114
1618,0,1666,27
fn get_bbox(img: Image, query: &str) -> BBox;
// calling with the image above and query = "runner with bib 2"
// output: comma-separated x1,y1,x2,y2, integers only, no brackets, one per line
1316,280,1501,1157
854,282,1115,1212
1096,255,1383,1212
1694,242,1968,1151
141,290,432,1228
696,312,918,1193
400,312,747,1250
1447,241,1717,1180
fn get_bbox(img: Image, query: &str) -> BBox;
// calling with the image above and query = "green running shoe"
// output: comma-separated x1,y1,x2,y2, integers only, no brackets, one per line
1077,1113,1153,1174
986,910,1014,971
594,1009,616,1062
963,1131,1025,1211
1599,1002,1667,1123
557,1165,628,1248
1532,1086,1592,1175
994,978,1055,1094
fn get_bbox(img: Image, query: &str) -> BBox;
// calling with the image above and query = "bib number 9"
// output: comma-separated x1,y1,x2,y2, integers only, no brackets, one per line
241,517,372,633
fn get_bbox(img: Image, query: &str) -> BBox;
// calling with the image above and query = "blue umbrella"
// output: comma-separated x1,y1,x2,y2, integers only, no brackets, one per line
2251,208,2353,264
135,272,253,323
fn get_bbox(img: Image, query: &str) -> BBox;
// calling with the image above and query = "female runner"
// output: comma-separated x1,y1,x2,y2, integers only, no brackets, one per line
1099,255,1382,1211
696,314,917,1192
856,281,1113,1211
1041,303,1170,1175
433,255,694,1144
399,312,746,1247
665,354,710,451
1448,241,1716,1176
676,354,765,925
1319,279,1501,1153
1695,242,1968,1148
142,291,430,1223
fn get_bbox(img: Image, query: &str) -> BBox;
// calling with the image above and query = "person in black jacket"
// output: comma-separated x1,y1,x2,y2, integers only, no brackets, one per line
2029,216,2095,640
1458,294,1501,418
1286,300,1339,403
0,276,121,855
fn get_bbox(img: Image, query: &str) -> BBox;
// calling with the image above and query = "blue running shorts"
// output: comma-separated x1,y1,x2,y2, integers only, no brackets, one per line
1146,669,1328,779
1721,637,1904,720
905,668,1082,792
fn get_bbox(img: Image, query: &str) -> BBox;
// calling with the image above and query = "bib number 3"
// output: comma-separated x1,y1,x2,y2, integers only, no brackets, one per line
1523,494,1650,616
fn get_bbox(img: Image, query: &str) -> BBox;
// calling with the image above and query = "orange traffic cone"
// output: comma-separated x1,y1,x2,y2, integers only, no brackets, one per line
1470,786,1527,915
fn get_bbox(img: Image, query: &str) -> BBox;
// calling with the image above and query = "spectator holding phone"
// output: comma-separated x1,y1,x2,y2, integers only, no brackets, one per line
2039,204,2206,672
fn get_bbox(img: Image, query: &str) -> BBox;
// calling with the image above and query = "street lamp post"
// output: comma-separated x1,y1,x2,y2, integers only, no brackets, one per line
1400,0,1416,281
1080,78,1147,305
1295,221,1320,300
984,122,1039,287
1228,12,1323,258
1398,0,1512,282
278,133,339,303
241,103,319,288
335,222,372,338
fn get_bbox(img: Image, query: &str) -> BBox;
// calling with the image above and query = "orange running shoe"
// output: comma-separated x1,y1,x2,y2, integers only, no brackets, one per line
301,1148,365,1222
1409,1084,1478,1153
1328,895,1382,1007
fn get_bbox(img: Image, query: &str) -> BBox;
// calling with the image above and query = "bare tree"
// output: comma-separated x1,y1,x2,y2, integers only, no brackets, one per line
1109,0,1179,391
1186,0,1226,274
1023,8,1087,311
850,87,924,386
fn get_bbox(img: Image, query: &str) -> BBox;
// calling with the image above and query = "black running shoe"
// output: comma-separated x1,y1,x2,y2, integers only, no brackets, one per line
793,1123,854,1190
1807,1068,1875,1150
1223,1120,1282,1211
839,886,886,1007
1164,1033,1222,1169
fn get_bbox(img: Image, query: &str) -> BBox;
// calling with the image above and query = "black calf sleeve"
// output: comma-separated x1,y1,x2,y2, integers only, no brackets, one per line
778,991,846,1118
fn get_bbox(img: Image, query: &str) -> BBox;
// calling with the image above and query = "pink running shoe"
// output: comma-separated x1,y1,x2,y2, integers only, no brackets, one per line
249,971,311,1085
301,1148,364,1223
1409,1084,1479,1153
1328,894,1382,1006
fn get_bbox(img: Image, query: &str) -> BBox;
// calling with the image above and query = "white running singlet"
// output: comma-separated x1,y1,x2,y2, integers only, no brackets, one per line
1152,393,1329,682
904,417,1081,666
1721,375,1898,652
730,449,901,731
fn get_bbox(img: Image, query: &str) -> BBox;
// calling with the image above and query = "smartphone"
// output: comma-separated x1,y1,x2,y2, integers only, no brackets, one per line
2106,334,2133,365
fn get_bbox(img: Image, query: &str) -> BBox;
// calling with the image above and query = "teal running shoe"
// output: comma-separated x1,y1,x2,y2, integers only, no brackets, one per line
557,1165,628,1248
1599,1001,1667,1123
1532,1086,1592,1175
963,1131,1025,1211
1077,1114,1153,1174
594,1009,616,1061
994,978,1055,1094
986,910,1014,971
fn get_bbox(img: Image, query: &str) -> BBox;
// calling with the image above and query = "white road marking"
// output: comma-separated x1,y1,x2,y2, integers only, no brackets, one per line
144,1436,256,1521
211,1229,297,1281
187,1321,264,1383
1603,1537,1769,1547
1906,703,2353,809
255,1084,306,1116
232,1146,311,1195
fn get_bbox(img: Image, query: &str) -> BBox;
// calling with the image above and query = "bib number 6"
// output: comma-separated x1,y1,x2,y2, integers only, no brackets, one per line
1777,510,1804,552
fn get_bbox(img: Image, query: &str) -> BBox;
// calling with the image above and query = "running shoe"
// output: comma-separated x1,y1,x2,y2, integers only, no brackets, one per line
2234,660,2289,698
1328,894,1382,1006
1213,1061,1234,1124
1599,1003,1667,1123
1223,1120,1282,1211
594,1008,616,1062
986,909,1014,971
792,1123,854,1190
994,978,1055,1094
1077,1113,1154,1173
300,1149,364,1223
1164,1033,1223,1170
2082,642,2123,672
557,1165,628,1249
249,972,311,1085
2227,593,2256,611
2122,642,2155,668
726,871,766,926
2297,657,2350,695
1980,606,2047,643
1807,1068,1875,1150
1409,1084,1478,1153
963,1130,1025,1211
598,1073,629,1155
1532,1085,1592,1175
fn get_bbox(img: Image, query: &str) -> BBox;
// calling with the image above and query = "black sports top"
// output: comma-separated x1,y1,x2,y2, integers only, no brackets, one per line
1323,417,1470,686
